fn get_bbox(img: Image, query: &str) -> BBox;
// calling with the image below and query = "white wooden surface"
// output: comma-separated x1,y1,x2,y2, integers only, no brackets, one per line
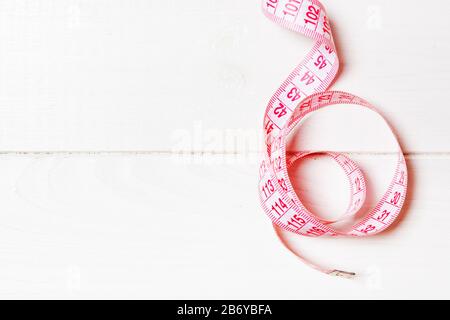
0,0,449,299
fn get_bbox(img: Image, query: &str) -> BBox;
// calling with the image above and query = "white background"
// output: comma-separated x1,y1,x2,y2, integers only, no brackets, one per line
0,0,449,299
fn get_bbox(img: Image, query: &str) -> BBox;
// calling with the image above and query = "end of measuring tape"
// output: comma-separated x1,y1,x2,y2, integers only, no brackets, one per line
328,270,356,279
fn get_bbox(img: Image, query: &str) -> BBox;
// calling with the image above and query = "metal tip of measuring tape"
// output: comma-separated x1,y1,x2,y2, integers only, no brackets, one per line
328,270,356,279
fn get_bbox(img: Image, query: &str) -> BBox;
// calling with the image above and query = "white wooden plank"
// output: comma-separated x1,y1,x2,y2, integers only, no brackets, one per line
0,153,447,299
0,0,448,152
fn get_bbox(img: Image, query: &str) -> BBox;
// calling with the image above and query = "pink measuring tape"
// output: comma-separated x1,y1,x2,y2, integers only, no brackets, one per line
259,0,408,277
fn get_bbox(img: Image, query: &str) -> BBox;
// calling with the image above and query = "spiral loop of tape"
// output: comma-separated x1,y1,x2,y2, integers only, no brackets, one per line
259,0,408,277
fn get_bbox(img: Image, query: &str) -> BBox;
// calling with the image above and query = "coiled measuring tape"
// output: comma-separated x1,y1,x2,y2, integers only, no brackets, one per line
259,0,407,278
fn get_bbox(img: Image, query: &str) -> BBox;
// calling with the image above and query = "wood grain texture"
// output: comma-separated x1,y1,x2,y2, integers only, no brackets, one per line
0,0,448,299
0,154,447,299
0,0,448,151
